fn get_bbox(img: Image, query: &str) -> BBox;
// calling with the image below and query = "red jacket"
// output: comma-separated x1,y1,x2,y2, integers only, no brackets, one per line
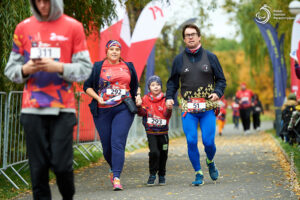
137,92,172,135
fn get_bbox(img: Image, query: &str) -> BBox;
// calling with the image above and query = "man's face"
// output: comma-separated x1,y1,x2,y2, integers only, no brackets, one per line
35,0,51,19
241,84,246,90
183,28,201,49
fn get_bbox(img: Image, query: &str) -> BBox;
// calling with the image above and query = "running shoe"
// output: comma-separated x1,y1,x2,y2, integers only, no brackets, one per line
113,177,123,191
192,172,204,186
206,159,219,181
147,175,156,186
158,176,166,185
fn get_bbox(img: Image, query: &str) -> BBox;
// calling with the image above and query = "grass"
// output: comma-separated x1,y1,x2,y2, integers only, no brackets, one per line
266,129,300,182
0,145,103,200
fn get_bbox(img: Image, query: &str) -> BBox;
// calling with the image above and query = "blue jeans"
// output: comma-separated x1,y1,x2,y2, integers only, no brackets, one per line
93,103,134,178
182,110,216,171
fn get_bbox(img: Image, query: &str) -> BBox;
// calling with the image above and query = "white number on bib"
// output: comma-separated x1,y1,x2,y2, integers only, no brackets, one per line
147,118,167,126
187,102,206,110
241,97,249,102
106,89,126,96
30,47,61,59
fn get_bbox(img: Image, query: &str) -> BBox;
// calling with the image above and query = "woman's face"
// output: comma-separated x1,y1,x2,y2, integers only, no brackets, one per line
107,46,121,63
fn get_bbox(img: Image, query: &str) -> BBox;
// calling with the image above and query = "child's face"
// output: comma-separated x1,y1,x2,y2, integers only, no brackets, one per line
149,82,161,96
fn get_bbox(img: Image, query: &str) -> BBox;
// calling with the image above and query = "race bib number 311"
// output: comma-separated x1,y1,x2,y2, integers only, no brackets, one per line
30,47,61,59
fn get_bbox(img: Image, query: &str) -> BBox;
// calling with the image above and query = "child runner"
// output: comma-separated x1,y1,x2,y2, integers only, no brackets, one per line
135,75,173,186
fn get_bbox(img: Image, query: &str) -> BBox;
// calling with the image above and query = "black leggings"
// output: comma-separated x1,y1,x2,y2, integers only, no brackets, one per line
147,134,169,176
239,108,251,131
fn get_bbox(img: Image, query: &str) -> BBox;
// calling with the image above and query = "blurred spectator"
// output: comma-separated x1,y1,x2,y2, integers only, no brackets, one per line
217,97,227,136
252,94,264,131
280,93,297,142
231,97,240,129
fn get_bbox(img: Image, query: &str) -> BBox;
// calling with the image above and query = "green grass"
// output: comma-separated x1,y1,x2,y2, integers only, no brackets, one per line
0,145,103,200
266,129,300,182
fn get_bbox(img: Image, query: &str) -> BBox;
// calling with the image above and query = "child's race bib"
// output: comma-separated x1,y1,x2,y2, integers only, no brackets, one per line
147,117,167,126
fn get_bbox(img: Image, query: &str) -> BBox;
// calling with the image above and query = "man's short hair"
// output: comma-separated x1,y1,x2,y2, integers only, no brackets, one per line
182,24,201,39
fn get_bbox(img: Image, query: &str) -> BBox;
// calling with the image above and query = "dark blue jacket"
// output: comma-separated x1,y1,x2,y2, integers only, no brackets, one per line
166,47,226,100
83,60,139,116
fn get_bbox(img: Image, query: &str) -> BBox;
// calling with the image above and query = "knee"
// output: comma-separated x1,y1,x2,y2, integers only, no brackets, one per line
149,150,160,159
187,139,198,149
203,140,215,149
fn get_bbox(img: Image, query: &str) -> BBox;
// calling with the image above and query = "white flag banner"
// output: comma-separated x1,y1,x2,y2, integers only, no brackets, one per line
128,1,170,79
290,14,300,62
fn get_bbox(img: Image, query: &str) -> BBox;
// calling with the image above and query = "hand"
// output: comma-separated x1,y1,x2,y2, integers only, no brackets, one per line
208,93,219,101
135,95,142,106
166,99,174,110
97,96,105,104
22,59,40,76
34,58,64,73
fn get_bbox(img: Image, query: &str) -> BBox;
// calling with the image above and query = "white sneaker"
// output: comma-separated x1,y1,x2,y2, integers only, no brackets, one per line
244,130,251,135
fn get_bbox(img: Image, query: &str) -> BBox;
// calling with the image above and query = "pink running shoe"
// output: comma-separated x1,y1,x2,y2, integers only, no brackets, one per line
113,177,123,191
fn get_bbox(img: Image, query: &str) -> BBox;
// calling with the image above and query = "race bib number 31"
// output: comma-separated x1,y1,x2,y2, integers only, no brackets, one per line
147,118,167,126
30,47,61,59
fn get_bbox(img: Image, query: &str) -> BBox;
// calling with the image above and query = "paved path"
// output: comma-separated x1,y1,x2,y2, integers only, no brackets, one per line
16,121,299,200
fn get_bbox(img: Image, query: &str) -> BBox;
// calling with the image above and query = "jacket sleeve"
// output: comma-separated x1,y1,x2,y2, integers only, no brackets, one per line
166,55,181,100
83,64,95,92
62,50,92,82
128,62,139,102
209,53,226,98
5,52,30,83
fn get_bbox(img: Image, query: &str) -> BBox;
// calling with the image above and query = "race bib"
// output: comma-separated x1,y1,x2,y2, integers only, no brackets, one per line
241,97,249,102
106,89,126,96
187,98,206,112
30,47,61,59
147,118,167,126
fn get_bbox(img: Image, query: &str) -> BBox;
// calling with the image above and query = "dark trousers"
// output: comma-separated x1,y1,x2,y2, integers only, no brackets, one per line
147,134,169,176
20,113,76,200
93,103,134,178
239,108,251,131
233,116,239,128
253,112,261,129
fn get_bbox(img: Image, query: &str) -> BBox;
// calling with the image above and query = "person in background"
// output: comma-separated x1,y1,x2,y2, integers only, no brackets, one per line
217,96,227,136
280,93,297,143
231,97,240,129
4,0,92,199
136,75,172,186
235,83,254,134
252,94,264,131
83,40,138,191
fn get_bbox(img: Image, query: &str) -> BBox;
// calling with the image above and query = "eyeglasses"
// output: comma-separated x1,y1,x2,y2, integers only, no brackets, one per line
184,33,198,38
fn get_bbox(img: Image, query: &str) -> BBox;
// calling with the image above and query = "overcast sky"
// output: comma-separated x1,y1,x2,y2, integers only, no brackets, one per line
165,0,242,41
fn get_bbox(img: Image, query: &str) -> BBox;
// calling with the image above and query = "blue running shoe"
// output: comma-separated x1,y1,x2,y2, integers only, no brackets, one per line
192,172,204,186
147,175,156,186
206,159,219,181
158,176,166,185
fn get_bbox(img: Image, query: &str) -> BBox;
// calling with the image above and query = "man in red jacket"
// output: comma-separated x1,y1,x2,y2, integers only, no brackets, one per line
235,83,254,134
